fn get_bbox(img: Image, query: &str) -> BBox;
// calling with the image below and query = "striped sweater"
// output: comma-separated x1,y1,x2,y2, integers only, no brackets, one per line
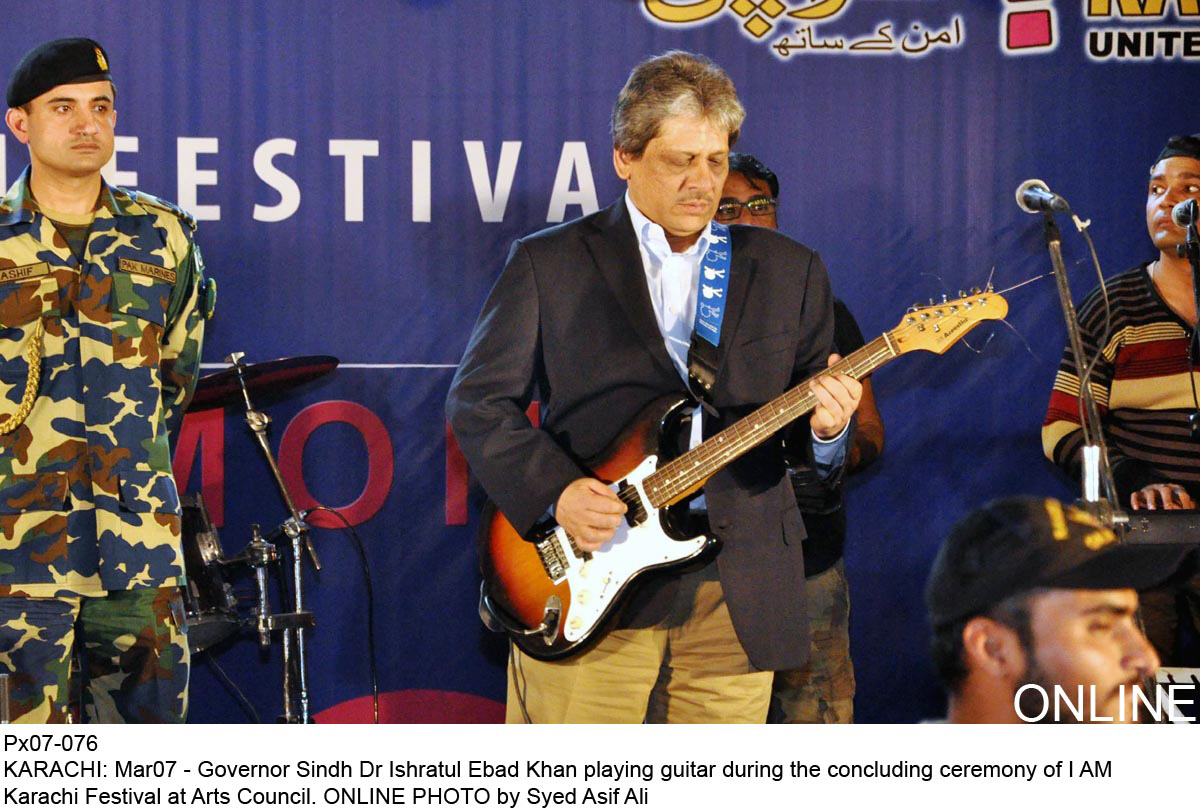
1042,263,1200,501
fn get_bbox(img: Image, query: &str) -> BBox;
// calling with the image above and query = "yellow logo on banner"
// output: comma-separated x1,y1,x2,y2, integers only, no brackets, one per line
643,0,845,39
640,1,963,58
1086,0,1199,18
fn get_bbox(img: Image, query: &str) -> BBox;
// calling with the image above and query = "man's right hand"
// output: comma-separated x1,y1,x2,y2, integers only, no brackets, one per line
1130,483,1196,510
555,478,627,552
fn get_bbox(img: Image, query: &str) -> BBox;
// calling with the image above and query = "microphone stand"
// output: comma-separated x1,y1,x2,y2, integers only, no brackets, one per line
227,352,319,723
1179,211,1200,425
1040,212,1126,529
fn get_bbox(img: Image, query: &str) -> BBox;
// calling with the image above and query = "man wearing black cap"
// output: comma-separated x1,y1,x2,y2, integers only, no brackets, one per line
1042,135,1200,665
927,496,1185,723
0,38,211,723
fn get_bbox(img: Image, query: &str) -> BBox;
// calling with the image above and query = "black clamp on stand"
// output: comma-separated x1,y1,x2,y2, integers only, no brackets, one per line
226,351,320,724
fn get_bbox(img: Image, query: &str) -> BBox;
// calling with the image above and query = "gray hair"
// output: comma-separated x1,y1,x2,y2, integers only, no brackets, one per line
611,51,744,158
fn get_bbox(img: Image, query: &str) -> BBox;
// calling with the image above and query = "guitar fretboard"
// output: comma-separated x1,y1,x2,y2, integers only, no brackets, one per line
640,334,897,508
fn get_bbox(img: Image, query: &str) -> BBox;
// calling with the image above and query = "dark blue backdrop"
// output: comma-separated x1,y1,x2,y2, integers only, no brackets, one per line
3,0,1195,722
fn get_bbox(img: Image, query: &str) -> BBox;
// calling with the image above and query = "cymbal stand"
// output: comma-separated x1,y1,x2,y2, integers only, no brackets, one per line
226,352,320,723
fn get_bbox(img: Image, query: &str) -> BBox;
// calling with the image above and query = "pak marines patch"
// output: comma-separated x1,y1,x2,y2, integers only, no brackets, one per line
118,258,176,284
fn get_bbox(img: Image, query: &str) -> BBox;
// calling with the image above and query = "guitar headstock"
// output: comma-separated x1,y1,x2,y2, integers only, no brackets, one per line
889,289,1009,355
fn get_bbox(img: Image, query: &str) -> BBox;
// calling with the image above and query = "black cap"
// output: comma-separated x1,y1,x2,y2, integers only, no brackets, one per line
926,496,1188,628
6,37,112,109
1156,134,1200,164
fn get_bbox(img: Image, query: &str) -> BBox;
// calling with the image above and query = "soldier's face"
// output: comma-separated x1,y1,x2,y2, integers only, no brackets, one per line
5,80,116,181
613,113,729,252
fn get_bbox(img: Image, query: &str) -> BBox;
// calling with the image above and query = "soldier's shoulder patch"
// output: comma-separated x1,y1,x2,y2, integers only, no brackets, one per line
128,190,198,232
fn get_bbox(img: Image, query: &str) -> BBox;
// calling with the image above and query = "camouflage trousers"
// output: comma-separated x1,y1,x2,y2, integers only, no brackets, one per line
0,586,189,723
768,560,855,723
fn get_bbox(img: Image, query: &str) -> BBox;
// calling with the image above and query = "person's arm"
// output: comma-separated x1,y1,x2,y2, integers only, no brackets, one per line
847,375,883,473
446,239,597,538
789,254,860,478
832,303,883,473
1041,284,1178,508
161,235,207,443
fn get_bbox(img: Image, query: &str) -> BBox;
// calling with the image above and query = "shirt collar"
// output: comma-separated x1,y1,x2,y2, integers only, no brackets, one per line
0,165,145,226
625,190,711,263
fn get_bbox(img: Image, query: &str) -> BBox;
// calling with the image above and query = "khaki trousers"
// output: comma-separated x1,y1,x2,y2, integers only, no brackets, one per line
506,578,772,723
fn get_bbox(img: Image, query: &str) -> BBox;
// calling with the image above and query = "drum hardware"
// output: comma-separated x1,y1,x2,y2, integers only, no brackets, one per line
223,351,323,724
180,493,244,654
187,354,338,413
244,524,279,648
183,352,338,722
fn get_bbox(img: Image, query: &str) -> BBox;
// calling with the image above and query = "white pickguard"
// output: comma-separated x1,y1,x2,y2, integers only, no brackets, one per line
549,455,710,643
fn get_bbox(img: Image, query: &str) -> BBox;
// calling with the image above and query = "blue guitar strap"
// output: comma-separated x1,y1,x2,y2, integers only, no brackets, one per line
686,222,731,405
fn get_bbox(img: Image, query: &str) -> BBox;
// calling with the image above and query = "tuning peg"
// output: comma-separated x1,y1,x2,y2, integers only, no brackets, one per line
941,293,948,303
957,289,966,298
909,303,921,312
970,286,981,295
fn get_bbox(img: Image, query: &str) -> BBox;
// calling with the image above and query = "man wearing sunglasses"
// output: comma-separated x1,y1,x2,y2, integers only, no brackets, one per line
719,153,885,723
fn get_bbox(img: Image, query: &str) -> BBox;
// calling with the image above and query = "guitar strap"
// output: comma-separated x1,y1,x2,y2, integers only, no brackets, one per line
686,222,731,407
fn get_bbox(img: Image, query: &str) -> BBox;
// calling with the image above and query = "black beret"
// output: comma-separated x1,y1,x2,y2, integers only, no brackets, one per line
926,496,1188,628
1156,134,1200,164
6,37,112,109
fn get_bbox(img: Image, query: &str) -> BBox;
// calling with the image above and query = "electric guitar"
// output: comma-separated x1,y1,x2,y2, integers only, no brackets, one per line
479,290,1009,659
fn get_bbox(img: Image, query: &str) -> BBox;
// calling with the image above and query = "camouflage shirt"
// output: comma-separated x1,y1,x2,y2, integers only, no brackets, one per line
0,167,210,597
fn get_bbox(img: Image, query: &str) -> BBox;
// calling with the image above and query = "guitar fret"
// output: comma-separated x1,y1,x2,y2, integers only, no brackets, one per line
644,297,1004,507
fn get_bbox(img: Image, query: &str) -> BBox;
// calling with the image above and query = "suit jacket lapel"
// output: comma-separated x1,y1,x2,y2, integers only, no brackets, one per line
584,197,680,381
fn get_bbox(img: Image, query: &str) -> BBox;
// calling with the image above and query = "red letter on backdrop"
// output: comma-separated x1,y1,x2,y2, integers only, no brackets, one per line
279,400,394,528
172,409,226,525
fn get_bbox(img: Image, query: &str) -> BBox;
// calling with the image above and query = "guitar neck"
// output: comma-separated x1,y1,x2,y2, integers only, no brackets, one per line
642,333,899,508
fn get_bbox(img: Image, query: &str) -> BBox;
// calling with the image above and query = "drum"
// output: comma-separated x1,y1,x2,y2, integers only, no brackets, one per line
180,493,242,653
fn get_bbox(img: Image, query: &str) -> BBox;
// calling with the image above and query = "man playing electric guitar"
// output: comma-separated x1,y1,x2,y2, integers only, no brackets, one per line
446,51,861,723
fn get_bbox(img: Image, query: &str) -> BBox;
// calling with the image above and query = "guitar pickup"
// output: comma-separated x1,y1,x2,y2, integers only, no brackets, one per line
617,479,647,527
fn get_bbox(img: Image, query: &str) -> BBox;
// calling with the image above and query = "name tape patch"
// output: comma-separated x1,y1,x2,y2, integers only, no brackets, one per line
118,258,176,285
0,262,51,283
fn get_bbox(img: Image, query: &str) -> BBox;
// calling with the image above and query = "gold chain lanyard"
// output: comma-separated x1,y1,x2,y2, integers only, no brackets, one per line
0,318,45,434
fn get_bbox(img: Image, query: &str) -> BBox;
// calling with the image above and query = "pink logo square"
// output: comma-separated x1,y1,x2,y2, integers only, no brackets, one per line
1007,10,1053,50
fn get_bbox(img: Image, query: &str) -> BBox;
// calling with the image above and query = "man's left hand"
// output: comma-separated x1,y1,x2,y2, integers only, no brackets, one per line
809,354,862,439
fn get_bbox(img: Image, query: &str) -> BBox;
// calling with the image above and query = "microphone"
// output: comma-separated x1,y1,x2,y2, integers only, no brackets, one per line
1172,198,1198,227
1015,179,1069,214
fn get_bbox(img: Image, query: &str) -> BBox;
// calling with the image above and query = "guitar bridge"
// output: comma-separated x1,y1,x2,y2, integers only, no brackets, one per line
536,535,568,583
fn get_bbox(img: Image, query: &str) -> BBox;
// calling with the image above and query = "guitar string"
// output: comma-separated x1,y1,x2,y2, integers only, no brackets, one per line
644,334,899,505
646,297,1002,505
993,273,1050,296
617,295,1005,510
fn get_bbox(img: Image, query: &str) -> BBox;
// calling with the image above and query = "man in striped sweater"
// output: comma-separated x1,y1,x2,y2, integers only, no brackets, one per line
1042,133,1200,665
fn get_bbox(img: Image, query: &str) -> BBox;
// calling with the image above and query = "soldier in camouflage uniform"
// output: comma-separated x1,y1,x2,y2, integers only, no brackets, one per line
0,38,212,723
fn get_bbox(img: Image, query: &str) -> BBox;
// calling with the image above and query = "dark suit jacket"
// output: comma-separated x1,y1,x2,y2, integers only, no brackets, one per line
446,196,837,670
